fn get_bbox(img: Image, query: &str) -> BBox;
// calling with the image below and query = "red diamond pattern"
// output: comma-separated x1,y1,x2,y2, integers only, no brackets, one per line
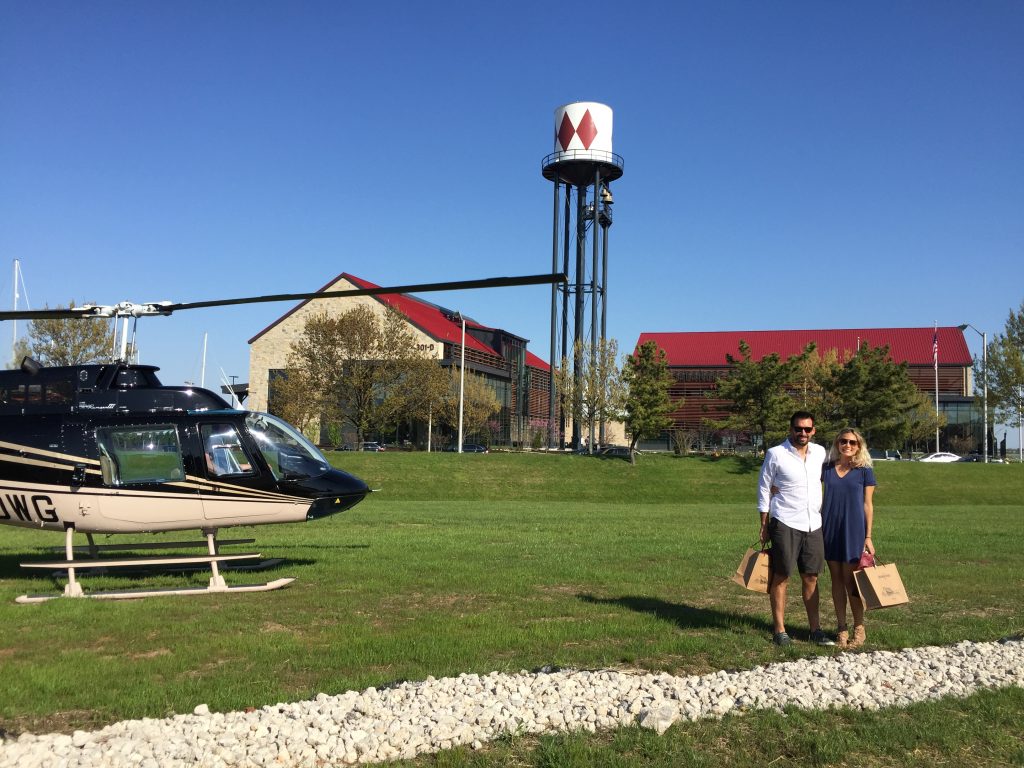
556,109,601,151
557,113,576,151
575,109,598,149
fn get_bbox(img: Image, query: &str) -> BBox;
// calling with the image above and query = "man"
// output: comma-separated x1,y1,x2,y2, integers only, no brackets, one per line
757,411,832,646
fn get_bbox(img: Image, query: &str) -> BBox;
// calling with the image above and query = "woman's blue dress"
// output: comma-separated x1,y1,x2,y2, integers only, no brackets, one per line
821,463,877,563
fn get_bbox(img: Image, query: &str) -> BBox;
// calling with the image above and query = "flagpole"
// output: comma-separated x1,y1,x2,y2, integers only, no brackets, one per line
933,323,940,452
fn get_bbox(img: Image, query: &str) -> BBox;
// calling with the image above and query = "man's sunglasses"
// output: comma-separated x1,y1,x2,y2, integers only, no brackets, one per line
791,426,814,433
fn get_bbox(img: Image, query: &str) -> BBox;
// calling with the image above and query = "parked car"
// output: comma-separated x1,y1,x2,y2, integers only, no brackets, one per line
359,442,385,452
444,443,489,453
960,454,1007,463
597,445,632,460
869,449,902,461
918,452,961,463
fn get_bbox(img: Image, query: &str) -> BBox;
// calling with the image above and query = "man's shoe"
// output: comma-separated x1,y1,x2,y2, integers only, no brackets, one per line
772,631,791,646
810,629,835,646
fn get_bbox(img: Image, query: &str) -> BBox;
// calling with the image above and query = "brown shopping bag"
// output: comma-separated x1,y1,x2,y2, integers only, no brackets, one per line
854,561,909,609
732,544,771,593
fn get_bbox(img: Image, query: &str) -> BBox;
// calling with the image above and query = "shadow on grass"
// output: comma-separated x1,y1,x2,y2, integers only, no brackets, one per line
578,593,771,633
6,556,317,600
0,541,369,581
0,554,27,578
272,544,371,551
0,553,316,582
723,455,763,475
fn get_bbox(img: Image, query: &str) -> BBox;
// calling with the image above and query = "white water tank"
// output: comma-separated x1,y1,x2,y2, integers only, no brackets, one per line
553,102,614,156
543,102,622,184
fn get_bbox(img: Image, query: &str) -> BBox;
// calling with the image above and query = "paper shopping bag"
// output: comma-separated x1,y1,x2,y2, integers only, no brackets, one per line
854,562,909,609
732,546,771,593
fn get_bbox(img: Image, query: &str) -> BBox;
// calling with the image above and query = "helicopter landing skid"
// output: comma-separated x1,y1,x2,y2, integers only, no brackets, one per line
15,578,295,603
15,528,295,604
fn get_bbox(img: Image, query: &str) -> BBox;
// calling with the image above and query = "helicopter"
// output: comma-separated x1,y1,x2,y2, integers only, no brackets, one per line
0,272,564,603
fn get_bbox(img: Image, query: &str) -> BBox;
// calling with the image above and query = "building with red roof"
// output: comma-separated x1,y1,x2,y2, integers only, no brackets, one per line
635,326,978,451
248,272,552,447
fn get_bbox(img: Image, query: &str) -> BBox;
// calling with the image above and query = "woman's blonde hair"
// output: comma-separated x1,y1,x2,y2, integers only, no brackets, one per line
828,427,873,467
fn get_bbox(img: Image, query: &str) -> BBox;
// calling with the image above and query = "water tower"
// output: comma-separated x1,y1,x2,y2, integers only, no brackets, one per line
542,102,623,450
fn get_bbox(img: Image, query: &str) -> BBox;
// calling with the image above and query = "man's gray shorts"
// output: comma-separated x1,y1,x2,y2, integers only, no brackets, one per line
768,518,824,577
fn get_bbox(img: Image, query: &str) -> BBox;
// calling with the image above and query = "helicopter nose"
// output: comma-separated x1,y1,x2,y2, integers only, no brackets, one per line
302,469,371,520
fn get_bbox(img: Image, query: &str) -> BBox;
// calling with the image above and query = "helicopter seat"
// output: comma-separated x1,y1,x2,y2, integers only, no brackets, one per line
208,444,242,475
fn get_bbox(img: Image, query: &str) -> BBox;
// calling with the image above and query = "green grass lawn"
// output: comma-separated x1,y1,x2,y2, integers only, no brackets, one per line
0,453,1021,766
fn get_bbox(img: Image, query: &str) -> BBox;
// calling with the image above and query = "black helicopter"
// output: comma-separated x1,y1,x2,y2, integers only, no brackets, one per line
0,272,563,602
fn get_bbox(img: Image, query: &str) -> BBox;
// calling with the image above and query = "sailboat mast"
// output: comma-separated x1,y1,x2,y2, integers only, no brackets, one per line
201,332,208,388
11,259,19,361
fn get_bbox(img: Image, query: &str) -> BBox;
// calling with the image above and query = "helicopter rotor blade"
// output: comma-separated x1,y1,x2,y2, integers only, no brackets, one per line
0,305,116,321
0,273,567,321
164,273,566,312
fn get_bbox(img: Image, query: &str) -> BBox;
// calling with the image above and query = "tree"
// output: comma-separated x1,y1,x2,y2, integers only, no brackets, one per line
392,355,450,449
621,340,673,464
829,342,923,447
901,388,946,451
437,368,501,443
986,301,1024,432
792,348,843,437
278,304,424,445
268,369,321,440
554,338,625,452
17,303,114,366
8,337,31,369
712,341,814,449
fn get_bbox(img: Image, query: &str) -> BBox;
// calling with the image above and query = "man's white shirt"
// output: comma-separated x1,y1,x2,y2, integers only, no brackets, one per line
757,439,826,532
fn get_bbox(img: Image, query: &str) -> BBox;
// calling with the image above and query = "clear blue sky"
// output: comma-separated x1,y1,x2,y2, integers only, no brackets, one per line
2,2,1022,439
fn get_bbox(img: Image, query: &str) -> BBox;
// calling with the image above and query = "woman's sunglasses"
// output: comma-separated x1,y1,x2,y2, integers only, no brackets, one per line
838,438,859,446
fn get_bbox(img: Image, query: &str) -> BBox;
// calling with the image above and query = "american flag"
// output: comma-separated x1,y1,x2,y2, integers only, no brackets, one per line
933,330,938,367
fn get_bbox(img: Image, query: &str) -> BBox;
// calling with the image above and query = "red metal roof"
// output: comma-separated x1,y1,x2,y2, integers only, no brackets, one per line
526,351,550,371
248,272,550,368
637,327,972,367
341,273,500,356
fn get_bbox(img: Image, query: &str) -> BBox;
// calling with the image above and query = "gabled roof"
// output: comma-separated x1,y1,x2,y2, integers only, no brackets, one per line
247,271,550,368
637,327,972,367
341,273,500,356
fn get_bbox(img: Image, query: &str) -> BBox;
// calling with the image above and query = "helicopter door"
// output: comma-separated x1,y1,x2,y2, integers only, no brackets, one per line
93,424,201,527
198,423,282,522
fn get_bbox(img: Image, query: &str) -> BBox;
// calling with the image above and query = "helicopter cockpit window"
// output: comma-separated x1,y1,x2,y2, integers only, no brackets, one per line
245,412,330,482
95,426,185,486
200,424,255,477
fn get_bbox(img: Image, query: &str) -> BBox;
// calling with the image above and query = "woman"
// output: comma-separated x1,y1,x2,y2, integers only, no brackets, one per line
822,428,876,647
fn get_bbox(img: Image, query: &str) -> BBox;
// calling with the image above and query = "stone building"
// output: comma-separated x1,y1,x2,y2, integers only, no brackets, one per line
248,272,552,447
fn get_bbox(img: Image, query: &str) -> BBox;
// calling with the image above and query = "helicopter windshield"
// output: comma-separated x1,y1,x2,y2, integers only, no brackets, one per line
245,412,331,481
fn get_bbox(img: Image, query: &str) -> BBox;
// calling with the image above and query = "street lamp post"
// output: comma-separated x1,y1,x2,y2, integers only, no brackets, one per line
959,323,987,463
456,312,465,454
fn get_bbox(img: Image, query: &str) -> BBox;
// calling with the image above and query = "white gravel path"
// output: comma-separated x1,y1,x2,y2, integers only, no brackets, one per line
2,638,1022,768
